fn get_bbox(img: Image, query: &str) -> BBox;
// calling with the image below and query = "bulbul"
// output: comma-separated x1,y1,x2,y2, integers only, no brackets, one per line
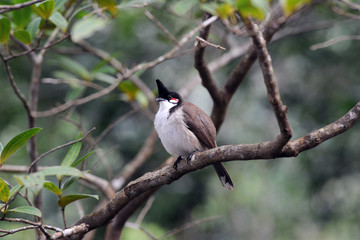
154,79,234,190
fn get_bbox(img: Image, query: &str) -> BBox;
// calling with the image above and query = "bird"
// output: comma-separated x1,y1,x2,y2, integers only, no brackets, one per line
154,79,234,190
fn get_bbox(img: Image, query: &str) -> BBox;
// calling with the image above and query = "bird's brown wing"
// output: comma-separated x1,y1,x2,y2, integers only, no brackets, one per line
182,101,217,149
182,102,234,190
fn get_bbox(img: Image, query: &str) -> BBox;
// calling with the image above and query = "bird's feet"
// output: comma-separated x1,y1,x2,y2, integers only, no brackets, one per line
186,149,199,163
173,150,199,171
173,156,183,170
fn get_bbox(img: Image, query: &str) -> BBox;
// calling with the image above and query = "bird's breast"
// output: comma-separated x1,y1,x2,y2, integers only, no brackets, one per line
154,108,202,157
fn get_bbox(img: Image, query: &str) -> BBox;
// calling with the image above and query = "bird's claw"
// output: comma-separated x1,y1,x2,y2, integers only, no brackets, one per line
173,150,199,170
173,156,182,170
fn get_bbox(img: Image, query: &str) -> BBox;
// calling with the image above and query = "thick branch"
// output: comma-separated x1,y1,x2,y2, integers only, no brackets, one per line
69,102,360,239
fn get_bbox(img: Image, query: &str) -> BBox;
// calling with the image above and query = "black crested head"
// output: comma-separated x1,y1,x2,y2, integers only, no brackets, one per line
156,79,170,100
155,79,183,105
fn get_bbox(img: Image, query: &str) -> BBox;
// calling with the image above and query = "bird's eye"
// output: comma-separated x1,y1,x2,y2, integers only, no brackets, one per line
169,97,179,104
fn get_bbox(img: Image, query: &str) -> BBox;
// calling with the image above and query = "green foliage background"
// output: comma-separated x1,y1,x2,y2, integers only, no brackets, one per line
0,0,360,239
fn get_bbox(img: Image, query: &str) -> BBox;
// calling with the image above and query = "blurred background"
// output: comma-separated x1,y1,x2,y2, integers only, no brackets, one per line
0,0,360,239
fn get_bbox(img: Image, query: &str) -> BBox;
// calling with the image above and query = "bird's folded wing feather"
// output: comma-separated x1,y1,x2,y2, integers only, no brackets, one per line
182,102,217,149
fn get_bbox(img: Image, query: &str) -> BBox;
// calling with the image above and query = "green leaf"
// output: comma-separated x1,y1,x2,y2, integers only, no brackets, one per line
27,17,41,40
54,0,67,12
60,176,78,191
39,166,84,177
135,91,149,108
8,206,42,217
93,72,117,84
54,56,92,81
14,29,32,45
49,11,68,32
15,166,83,195
0,143,3,156
280,0,310,16
71,150,95,168
118,81,139,101
216,3,236,19
61,133,82,167
12,0,33,28
200,3,218,15
0,128,42,165
66,86,86,101
96,0,118,17
33,0,55,20
172,0,198,16
9,184,22,200
15,173,45,195
43,181,62,196
236,0,268,21
0,178,9,203
0,203,6,213
58,194,99,208
0,17,11,44
71,16,107,42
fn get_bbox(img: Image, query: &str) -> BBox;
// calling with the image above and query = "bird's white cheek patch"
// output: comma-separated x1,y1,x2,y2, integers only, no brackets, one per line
169,98,179,104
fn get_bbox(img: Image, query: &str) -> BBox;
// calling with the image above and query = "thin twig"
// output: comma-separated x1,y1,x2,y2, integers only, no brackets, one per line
28,127,96,173
195,36,226,50
331,5,360,20
4,34,71,61
144,10,179,45
131,16,218,73
339,0,360,11
135,196,155,226
91,108,139,149
0,225,38,237
161,215,222,239
42,78,104,91
311,35,360,50
31,77,123,117
0,0,45,13
124,222,159,240
1,56,32,118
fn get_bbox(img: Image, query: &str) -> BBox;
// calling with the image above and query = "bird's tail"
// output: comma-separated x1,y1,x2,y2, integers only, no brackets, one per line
212,162,234,191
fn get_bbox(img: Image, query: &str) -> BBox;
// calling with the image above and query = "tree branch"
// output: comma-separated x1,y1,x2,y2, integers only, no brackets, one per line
241,17,293,152
194,14,223,106
28,127,96,173
68,101,360,239
0,0,45,14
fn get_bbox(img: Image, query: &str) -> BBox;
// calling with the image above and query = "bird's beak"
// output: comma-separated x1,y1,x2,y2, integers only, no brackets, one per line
156,97,166,102
156,79,170,100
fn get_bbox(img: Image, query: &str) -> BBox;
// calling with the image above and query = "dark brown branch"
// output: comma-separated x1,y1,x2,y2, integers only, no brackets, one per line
0,0,45,13
68,102,360,239
194,14,223,106
241,17,293,152
210,15,287,130
105,189,159,240
1,57,32,119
